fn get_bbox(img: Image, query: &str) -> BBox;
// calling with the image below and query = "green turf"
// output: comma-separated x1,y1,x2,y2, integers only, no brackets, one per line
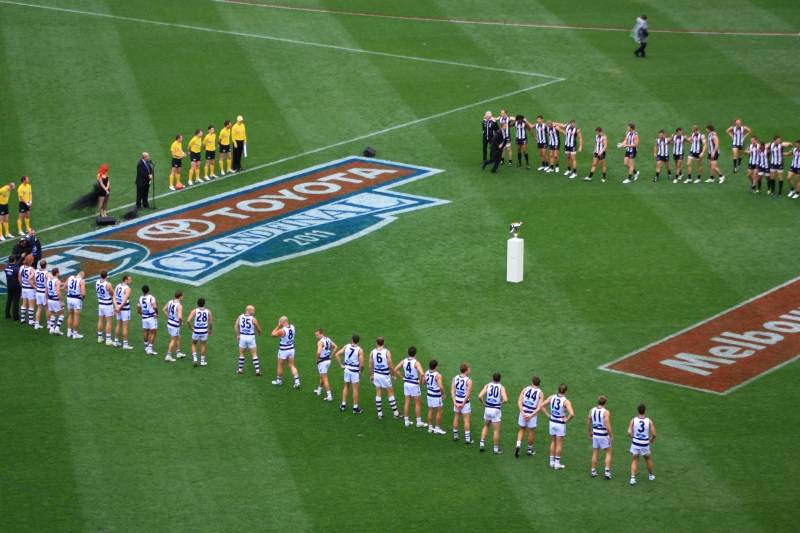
1,1,799,531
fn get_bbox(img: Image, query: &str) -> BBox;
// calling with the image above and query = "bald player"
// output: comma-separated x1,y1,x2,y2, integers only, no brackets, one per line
271,315,300,387
235,305,262,375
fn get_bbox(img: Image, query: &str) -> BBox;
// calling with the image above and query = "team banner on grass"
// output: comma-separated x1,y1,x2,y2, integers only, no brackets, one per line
600,277,800,394
0,157,446,292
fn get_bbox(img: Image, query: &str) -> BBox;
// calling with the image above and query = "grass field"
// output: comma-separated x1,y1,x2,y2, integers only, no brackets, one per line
1,1,799,531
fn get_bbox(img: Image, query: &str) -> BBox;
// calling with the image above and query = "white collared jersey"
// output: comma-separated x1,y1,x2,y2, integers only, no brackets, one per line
166,299,181,328
547,125,559,146
515,120,528,141
656,137,669,157
759,148,769,169
595,134,606,154
520,386,542,415
535,122,547,143
47,277,59,301
550,394,567,423
34,268,47,294
371,348,390,375
401,357,420,383
193,308,210,335
625,131,638,148
19,265,33,289
564,125,577,149
343,344,361,372
484,382,503,409
708,132,718,154
317,337,332,361
770,142,784,164
237,313,255,336
748,141,759,165
690,132,703,153
672,134,684,156
95,280,113,306
732,125,744,146
631,416,651,446
453,374,470,403
115,283,131,311
279,324,295,350
791,148,800,168
139,294,156,319
590,407,608,436
425,370,441,398
66,276,82,298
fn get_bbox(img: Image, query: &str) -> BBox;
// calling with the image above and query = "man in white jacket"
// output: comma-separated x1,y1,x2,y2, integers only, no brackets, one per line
632,15,649,57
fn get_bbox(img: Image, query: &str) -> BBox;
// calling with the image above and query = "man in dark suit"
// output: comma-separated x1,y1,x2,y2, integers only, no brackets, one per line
482,122,507,173
136,152,154,209
482,111,498,161
5,255,21,320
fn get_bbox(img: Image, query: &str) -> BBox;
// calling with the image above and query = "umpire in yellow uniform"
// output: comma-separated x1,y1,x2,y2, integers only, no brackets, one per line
231,116,247,172
17,176,32,237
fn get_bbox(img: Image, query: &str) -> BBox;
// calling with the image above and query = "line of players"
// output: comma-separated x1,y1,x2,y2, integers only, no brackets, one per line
483,112,800,194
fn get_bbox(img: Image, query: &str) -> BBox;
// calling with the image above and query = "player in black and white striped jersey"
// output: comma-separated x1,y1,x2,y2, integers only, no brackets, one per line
685,126,706,184
533,116,548,171
668,128,686,183
620,124,640,184
546,121,560,173
786,140,800,199
744,136,760,193
725,119,751,173
514,115,534,169
584,127,608,183
556,120,583,179
652,131,672,182
767,135,791,197
757,142,770,193
498,110,514,167
704,125,725,184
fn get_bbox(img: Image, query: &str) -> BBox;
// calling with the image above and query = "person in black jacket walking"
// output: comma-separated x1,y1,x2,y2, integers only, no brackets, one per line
482,122,508,174
136,153,154,209
482,111,498,161
5,255,21,320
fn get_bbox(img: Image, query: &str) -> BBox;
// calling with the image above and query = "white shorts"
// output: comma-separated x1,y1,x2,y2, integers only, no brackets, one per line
373,373,392,389
278,348,295,360
168,325,181,337
22,288,36,300
549,421,566,437
117,310,131,322
593,436,611,449
518,413,538,428
142,317,157,330
630,444,651,456
427,396,443,409
317,360,331,374
98,304,114,317
35,292,47,305
454,400,471,414
404,383,421,397
239,335,256,349
344,369,360,383
67,297,82,311
484,407,502,423
47,300,63,313
192,332,208,342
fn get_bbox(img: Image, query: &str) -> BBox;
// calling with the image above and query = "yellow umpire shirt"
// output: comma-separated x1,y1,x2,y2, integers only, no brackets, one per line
17,183,32,204
203,133,217,152
218,127,231,148
171,140,183,158
188,136,202,154
0,185,11,206
232,123,247,147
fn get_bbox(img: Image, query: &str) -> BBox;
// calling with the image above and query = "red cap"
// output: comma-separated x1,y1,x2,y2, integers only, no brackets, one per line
98,165,109,174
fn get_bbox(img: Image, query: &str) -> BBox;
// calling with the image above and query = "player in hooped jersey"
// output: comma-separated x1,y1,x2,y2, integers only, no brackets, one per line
588,396,613,480
18,254,35,326
187,298,212,366
515,376,543,458
271,316,300,388
394,346,427,427
314,329,337,400
685,126,706,184
46,267,65,335
652,130,672,182
628,403,657,485
785,140,800,199
113,275,133,349
334,334,364,413
425,360,447,434
668,128,686,183
95,270,117,346
556,120,582,179
32,259,49,329
705,125,725,184
138,285,158,354
725,118,751,173
369,337,401,419
64,271,86,339
584,127,608,182
235,305,262,375
162,291,185,362
541,383,574,469
478,372,507,453
451,363,474,444
620,124,640,184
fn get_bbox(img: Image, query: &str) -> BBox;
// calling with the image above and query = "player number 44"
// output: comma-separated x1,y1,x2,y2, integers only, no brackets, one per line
283,230,335,246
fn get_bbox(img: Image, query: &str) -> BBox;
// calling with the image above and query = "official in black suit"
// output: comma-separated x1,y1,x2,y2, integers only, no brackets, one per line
136,152,153,209
482,122,507,173
482,111,498,161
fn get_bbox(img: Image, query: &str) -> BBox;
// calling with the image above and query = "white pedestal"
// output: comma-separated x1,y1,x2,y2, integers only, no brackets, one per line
507,237,523,283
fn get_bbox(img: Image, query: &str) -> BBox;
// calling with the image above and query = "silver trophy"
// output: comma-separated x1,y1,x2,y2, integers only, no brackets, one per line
509,221,522,238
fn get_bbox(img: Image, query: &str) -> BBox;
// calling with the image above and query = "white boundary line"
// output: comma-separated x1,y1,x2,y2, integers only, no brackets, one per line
599,274,800,395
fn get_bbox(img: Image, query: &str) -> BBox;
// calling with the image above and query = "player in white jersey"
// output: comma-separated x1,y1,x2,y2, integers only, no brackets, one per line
668,127,687,183
620,123,640,184
369,337,401,419
685,126,706,184
556,120,582,178
235,305,262,375
745,136,760,193
162,291,185,362
394,346,427,427
497,109,514,166
514,114,534,169
478,372,508,454
137,285,158,355
33,259,49,329
546,120,561,173
533,115,548,170
95,270,117,346
335,334,364,413
314,329,337,400
271,316,300,388
541,383,574,469
588,396,613,480
628,403,657,485
584,127,607,182
786,140,800,199
767,135,792,197
652,130,672,182
705,125,725,184
46,268,65,335
726,118,751,173
515,376,543,458
113,275,133,350
425,360,446,434
64,271,86,339
18,254,35,326
187,298,212,366
451,363,474,444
